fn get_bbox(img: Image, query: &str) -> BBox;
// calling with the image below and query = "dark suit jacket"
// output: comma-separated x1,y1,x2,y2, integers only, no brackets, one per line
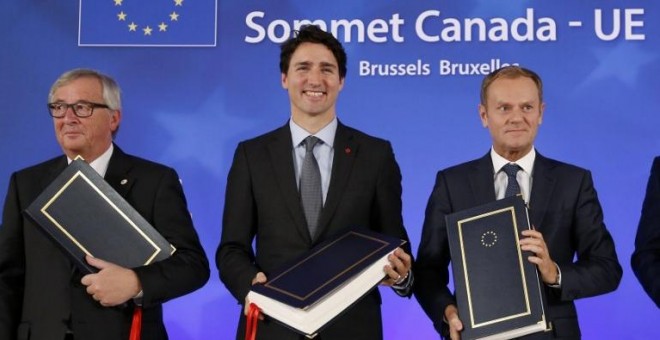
414,152,621,339
216,122,411,340
0,145,209,340
632,156,660,308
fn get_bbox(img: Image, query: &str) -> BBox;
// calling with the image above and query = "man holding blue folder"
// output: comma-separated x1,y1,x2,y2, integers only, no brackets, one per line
0,69,209,340
414,66,622,339
217,25,413,339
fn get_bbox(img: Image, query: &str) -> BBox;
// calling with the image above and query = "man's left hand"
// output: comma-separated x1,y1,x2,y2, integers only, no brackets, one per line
520,228,559,284
81,255,142,307
382,247,412,286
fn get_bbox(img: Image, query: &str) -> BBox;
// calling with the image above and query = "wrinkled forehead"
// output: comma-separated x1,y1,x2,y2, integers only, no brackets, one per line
485,76,541,103
51,76,104,102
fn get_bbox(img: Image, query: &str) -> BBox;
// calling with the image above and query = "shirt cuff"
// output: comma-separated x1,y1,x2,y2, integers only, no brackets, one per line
393,270,414,295
133,290,144,306
547,263,562,288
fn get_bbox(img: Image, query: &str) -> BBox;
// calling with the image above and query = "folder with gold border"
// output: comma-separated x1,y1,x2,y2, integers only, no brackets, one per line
445,195,547,340
246,229,405,338
24,158,175,273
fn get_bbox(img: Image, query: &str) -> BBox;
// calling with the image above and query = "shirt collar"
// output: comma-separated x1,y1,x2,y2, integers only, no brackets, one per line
67,143,114,177
490,146,536,175
289,117,337,148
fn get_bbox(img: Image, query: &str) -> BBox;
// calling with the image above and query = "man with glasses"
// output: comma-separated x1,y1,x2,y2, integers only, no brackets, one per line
0,68,210,340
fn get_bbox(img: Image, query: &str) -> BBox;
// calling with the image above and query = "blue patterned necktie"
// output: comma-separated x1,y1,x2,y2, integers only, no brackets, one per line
502,163,522,198
300,136,323,238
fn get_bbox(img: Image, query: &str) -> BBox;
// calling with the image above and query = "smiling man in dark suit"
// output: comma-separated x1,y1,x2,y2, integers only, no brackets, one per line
216,25,413,339
0,68,209,340
414,66,622,339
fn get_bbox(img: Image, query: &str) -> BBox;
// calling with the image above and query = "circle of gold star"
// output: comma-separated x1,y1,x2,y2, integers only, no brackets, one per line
113,0,184,36
481,230,498,248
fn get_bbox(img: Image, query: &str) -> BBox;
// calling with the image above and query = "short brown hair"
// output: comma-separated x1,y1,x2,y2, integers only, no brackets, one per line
480,66,543,104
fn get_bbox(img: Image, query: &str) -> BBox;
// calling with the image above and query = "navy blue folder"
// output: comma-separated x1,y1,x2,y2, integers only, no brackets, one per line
446,195,547,339
252,229,405,309
24,158,175,274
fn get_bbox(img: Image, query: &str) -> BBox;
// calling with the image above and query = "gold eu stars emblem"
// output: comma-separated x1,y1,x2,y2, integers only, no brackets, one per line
113,0,184,36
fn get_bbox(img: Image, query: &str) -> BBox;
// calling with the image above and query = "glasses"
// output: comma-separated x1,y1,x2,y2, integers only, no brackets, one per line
47,102,110,118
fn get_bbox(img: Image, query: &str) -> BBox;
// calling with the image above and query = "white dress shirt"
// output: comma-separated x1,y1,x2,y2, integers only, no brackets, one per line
491,147,536,203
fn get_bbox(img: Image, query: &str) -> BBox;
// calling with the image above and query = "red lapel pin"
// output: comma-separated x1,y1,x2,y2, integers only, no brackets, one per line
345,147,351,154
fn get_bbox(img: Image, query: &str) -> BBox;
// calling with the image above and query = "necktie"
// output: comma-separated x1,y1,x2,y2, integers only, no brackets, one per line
300,136,323,238
502,163,522,198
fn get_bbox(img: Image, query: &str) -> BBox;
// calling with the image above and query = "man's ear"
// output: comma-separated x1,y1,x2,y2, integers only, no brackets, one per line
110,109,122,132
478,104,488,128
281,73,288,90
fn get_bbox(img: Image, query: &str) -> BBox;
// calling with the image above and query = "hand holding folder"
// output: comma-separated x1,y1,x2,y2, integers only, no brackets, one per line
81,255,142,307
246,229,405,338
445,195,547,340
24,158,178,340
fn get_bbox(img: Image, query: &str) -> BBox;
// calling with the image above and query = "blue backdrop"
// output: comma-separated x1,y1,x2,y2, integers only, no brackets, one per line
1,1,658,339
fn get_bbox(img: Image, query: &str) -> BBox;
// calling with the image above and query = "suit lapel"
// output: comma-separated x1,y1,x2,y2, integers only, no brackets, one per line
267,125,312,243
469,153,497,206
104,145,135,198
316,123,356,238
39,157,68,189
529,153,556,231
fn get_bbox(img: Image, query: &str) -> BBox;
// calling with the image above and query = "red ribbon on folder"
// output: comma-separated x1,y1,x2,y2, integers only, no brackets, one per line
129,306,142,340
246,303,261,340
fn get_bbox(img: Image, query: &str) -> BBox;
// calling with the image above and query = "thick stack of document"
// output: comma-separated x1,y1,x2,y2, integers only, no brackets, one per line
247,229,405,338
445,195,547,340
25,158,175,273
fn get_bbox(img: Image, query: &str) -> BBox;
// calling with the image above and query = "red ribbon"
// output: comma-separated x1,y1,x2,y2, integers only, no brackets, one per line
129,306,143,340
246,303,261,340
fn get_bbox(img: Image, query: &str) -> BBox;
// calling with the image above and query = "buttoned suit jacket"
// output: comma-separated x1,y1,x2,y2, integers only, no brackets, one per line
414,152,621,339
216,122,412,340
632,156,660,307
0,145,210,340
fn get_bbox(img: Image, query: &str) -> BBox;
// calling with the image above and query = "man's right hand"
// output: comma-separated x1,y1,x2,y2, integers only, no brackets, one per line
445,304,463,340
244,272,268,316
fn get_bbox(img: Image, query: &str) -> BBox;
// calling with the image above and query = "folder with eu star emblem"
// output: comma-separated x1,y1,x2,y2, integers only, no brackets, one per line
24,158,175,274
445,195,547,340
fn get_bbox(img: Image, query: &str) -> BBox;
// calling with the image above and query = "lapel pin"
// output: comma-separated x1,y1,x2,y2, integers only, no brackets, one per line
120,179,128,185
345,147,351,154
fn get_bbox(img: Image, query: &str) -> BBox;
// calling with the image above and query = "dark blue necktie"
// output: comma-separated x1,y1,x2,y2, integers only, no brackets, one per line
502,163,522,198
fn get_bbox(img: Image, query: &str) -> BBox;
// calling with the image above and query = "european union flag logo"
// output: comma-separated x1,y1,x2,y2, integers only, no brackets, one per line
79,0,217,47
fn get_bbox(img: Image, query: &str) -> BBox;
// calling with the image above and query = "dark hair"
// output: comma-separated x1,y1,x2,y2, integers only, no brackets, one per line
279,25,347,79
480,66,543,104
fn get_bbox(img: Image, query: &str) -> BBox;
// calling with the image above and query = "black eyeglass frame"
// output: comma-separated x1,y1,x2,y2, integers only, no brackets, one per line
47,101,110,118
